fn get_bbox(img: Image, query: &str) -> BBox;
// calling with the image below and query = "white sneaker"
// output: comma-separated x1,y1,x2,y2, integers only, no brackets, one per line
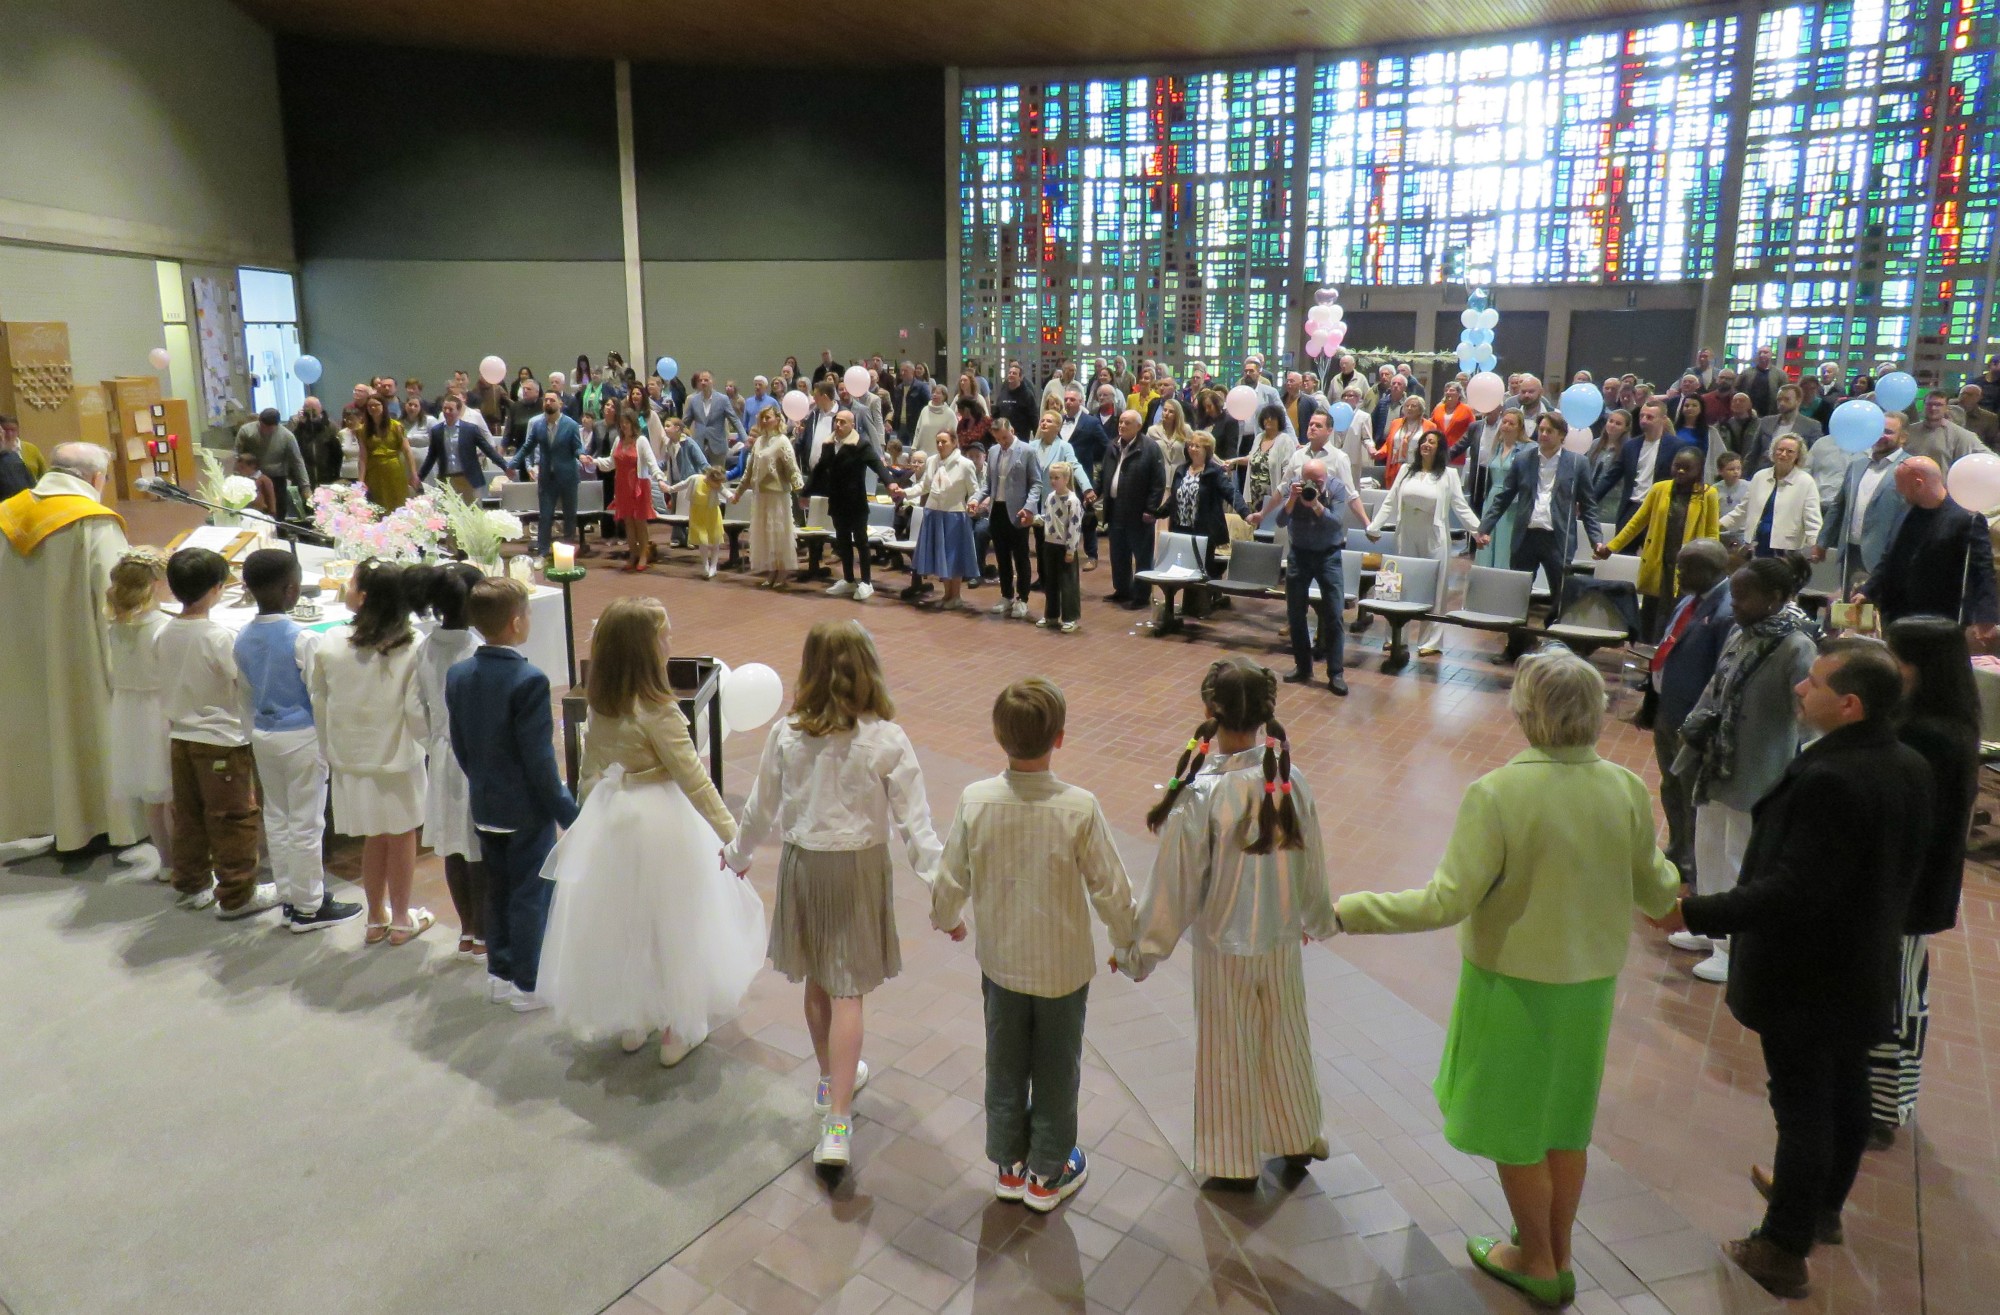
814,1119,853,1168
1009,600,1030,620
116,842,162,880
1060,621,1079,634
703,563,716,579
827,580,855,597
990,599,1012,615
814,1059,870,1114
154,866,176,885
1692,949,1730,983
619,1029,649,1053
509,990,552,1013
1036,618,1056,629
175,885,217,911
487,977,517,1004
216,882,281,920
854,582,874,601
1666,931,1710,953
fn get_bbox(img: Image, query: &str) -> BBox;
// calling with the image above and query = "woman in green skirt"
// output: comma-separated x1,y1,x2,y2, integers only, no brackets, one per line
1334,647,1679,1308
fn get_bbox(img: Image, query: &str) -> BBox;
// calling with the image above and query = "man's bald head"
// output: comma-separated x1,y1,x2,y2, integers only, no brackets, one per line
1897,456,1945,508
1302,458,1327,484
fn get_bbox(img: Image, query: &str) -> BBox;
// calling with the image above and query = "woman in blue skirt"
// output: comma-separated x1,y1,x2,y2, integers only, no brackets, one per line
907,430,981,612
1335,648,1679,1309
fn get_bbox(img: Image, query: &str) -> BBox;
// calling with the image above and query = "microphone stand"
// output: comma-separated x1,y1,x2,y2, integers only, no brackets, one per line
139,481,334,556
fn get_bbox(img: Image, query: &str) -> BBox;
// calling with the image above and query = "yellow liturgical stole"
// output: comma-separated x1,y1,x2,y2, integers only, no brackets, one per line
0,489,123,556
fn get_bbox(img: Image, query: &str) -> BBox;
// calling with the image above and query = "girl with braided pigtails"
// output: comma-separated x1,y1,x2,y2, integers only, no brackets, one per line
1116,656,1337,1189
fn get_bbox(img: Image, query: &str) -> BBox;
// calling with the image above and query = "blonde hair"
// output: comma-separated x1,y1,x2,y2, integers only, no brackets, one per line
1184,432,1215,460
992,677,1066,759
1047,460,1074,487
588,596,674,719
466,577,530,640
1155,398,1190,439
1509,647,1606,749
752,406,784,437
790,619,895,738
106,547,168,622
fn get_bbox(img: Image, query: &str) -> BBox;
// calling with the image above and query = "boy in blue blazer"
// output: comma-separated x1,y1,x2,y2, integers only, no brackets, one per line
447,578,579,1011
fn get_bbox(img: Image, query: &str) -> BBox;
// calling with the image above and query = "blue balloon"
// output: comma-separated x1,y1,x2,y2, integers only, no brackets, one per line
1560,382,1604,429
655,355,679,381
1465,327,1493,347
1874,370,1917,414
292,354,322,385
1469,291,1488,310
1830,398,1887,452
1328,402,1356,432
1474,349,1498,371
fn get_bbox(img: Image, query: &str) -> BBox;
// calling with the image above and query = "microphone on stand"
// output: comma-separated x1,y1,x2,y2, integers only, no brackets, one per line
133,478,334,551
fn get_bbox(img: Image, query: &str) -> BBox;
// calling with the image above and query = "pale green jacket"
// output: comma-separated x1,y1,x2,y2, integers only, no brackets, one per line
1335,746,1679,984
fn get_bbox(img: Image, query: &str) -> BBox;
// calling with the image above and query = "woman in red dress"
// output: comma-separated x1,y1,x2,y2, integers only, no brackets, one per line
607,407,659,571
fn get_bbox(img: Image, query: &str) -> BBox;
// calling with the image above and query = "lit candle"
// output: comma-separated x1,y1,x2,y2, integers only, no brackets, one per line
551,542,576,572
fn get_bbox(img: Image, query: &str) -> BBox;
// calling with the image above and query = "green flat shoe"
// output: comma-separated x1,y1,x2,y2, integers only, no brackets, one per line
1468,1235,1568,1309
1509,1228,1578,1305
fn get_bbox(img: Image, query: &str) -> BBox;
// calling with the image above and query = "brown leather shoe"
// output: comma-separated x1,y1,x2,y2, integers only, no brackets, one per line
1749,1165,1843,1245
1724,1233,1809,1300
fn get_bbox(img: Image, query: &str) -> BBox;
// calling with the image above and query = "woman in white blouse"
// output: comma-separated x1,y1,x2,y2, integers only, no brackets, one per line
1719,435,1822,557
1149,397,1196,472
1367,429,1482,657
1334,383,1374,477
907,430,981,611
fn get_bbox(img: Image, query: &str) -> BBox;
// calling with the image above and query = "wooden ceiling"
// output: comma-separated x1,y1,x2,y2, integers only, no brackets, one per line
238,0,1687,66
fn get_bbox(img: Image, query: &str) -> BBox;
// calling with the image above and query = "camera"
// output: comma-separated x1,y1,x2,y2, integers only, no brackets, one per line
1298,482,1318,501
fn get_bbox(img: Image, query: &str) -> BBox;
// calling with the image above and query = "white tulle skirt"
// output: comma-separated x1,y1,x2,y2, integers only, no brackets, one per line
537,769,768,1043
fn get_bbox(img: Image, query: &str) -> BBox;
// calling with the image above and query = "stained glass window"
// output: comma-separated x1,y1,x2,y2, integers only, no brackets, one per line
959,68,1296,381
1305,18,1739,288
1725,0,2000,377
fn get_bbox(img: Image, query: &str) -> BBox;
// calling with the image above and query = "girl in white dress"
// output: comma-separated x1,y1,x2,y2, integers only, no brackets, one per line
311,559,432,944
105,548,173,878
721,620,943,1171
1367,429,1481,657
412,562,487,960
538,597,765,1066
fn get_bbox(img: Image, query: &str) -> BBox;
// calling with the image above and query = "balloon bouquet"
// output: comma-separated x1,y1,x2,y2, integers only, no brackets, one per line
1454,290,1499,377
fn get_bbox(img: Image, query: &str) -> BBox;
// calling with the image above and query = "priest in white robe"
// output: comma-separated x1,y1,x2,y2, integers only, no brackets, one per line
0,442,142,851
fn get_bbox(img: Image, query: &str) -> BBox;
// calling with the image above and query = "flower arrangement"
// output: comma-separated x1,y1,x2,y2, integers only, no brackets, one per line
431,480,527,566
219,475,259,511
309,482,448,562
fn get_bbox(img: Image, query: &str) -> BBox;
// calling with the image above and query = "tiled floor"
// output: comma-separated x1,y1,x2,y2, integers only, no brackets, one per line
119,502,1999,1313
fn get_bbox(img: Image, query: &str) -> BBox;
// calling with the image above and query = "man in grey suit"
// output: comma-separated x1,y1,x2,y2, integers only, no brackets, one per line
1814,414,1910,588
514,390,587,559
1742,384,1826,475
682,371,744,466
1476,412,1604,633
974,417,1042,619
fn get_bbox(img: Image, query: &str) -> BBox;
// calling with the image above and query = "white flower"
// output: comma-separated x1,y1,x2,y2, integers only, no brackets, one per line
220,474,259,509
488,511,525,541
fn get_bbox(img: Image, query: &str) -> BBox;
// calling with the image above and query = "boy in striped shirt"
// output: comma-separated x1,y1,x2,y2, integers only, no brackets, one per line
931,677,1137,1212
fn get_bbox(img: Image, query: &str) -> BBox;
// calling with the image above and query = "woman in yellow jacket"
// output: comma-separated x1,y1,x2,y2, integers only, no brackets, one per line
1596,446,1719,641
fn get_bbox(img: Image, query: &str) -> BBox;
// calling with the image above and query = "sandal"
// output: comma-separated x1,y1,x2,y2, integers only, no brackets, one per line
365,921,390,945
387,908,436,946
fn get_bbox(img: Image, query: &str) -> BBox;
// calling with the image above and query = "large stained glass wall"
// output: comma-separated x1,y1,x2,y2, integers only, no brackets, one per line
1724,0,2000,373
1307,17,1739,287
959,68,1295,381
960,3,2000,381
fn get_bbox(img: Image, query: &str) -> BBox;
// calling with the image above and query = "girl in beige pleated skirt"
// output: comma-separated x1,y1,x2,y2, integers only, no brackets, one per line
721,620,943,1173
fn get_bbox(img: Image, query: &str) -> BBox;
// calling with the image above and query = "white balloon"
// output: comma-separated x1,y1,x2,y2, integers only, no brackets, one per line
843,365,871,397
1224,385,1261,423
1562,426,1594,455
1947,451,2000,512
1325,303,1344,324
1465,372,1506,413
147,347,171,370
479,355,507,386
1306,305,1336,327
1477,308,1500,330
1460,308,1480,329
720,662,785,731
780,390,812,423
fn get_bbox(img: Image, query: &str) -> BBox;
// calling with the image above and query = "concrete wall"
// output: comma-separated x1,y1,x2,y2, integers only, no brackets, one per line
0,0,292,265
0,244,163,384
295,259,629,400
642,260,946,387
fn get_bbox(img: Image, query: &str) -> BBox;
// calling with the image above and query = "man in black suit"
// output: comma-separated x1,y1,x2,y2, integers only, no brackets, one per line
1591,400,1685,532
1099,409,1166,610
418,394,508,499
1858,456,2000,643
1476,413,1603,627
1662,638,1929,1300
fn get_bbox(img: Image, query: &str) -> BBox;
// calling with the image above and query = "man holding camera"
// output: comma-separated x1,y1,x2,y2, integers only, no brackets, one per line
1275,458,1370,696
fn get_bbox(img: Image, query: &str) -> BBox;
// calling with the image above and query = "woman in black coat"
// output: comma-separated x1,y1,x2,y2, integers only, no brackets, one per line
1154,431,1243,578
1870,616,1982,1146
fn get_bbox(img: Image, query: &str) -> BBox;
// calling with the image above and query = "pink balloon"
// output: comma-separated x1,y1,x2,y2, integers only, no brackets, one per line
1224,385,1260,423
1563,427,1594,455
1465,371,1506,413
479,355,507,386
842,365,871,397
1324,324,1347,346
1947,451,2000,511
1303,341,1322,359
780,390,812,424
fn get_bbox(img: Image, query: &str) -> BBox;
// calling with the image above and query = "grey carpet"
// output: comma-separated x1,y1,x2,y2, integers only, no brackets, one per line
0,854,814,1315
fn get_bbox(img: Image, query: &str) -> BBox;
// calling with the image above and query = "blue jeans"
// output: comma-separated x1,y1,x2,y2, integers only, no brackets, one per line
1286,546,1345,677
480,821,557,991
536,479,579,557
